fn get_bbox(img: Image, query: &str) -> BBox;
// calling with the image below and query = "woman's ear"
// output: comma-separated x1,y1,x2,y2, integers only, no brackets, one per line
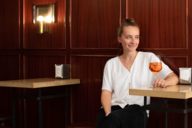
117,36,121,43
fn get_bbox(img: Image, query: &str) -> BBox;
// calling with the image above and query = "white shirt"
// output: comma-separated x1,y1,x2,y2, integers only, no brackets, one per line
102,51,173,108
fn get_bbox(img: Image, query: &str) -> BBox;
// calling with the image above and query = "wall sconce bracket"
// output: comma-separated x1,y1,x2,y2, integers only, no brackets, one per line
33,3,55,34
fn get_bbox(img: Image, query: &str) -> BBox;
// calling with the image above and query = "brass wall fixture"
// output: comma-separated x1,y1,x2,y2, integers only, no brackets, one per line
33,4,55,34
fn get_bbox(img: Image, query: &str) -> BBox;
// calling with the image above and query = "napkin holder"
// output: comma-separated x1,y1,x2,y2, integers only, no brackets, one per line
55,64,70,79
179,67,192,84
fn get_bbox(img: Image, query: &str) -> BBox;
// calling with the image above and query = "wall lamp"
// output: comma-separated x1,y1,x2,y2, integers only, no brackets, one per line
33,4,55,34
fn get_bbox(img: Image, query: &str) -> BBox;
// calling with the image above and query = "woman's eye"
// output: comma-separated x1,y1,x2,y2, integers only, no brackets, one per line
135,36,140,39
126,36,132,39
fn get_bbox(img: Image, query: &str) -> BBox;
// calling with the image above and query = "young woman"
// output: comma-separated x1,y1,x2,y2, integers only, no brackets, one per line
96,18,179,128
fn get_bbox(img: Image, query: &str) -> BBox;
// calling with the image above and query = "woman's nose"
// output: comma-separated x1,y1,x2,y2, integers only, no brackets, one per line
131,38,136,43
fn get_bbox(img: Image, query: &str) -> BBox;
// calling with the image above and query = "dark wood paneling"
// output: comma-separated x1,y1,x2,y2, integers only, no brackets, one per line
0,88,12,127
188,0,192,58
0,54,20,127
0,54,20,80
70,55,112,126
162,56,188,74
70,0,121,49
127,0,187,49
0,1,20,49
18,87,68,128
0,0,191,128
23,53,67,78
23,0,66,49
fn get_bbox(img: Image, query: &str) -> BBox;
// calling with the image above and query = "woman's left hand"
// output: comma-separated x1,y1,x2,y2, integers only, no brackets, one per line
153,78,167,88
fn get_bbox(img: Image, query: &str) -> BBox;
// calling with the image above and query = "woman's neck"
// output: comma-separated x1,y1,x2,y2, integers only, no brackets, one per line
121,51,138,61
119,51,138,70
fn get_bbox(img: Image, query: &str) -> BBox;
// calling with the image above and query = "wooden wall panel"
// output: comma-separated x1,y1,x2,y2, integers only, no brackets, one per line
23,0,66,49
70,55,112,126
189,0,192,57
23,53,67,78
0,88,12,127
17,87,68,128
162,56,188,74
70,0,121,49
0,55,20,80
0,1,20,49
127,0,187,49
0,55,20,127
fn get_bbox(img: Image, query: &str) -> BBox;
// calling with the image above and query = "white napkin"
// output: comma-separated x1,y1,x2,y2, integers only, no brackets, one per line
179,68,191,84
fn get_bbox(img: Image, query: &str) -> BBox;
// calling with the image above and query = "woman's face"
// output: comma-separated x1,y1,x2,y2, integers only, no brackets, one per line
118,26,140,52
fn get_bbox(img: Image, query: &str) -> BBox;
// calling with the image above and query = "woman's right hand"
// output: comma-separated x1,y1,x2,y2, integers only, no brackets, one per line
101,90,112,117
105,112,111,116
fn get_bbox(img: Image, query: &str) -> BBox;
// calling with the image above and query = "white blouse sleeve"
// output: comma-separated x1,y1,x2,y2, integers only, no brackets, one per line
101,61,113,92
150,53,173,79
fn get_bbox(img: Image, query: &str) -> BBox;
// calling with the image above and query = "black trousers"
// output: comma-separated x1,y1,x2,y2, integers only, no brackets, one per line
96,104,147,128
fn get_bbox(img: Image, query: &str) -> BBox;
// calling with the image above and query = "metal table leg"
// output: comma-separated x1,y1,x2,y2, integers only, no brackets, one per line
164,99,168,128
184,99,188,128
12,91,16,128
164,111,168,128
37,89,43,128
143,96,147,128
